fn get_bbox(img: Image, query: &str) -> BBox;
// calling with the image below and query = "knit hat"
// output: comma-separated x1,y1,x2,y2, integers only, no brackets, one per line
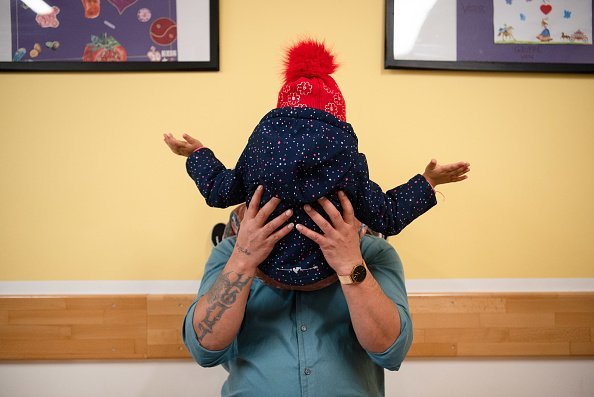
276,40,346,122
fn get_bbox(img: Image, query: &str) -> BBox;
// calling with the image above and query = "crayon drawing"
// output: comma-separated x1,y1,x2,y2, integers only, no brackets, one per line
493,0,592,45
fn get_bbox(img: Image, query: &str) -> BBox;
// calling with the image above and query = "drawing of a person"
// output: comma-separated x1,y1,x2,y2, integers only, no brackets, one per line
537,18,553,42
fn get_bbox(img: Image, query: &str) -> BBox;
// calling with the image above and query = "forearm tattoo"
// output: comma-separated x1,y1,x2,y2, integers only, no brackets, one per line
196,271,252,343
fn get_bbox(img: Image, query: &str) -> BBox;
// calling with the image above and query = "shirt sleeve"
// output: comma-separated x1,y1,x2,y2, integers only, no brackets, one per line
181,238,238,367
186,148,246,208
352,153,437,236
361,236,414,371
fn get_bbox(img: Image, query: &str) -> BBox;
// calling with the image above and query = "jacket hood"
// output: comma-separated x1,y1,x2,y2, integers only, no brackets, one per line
241,107,359,206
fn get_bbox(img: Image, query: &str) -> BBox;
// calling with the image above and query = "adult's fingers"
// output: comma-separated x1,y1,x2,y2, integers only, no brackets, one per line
304,204,334,235
267,222,295,243
263,208,293,238
246,185,264,219
317,197,343,227
295,223,326,246
254,195,281,225
337,191,355,224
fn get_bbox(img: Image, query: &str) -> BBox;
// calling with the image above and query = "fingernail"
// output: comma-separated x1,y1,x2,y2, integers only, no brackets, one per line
338,191,344,197
285,209,292,216
319,196,326,201
304,204,311,211
295,224,302,230
287,223,294,229
257,185,263,191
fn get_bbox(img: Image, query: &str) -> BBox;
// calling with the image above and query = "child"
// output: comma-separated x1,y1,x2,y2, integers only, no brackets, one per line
165,40,469,290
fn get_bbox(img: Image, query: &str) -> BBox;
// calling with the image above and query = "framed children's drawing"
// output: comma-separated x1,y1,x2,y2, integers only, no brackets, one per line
0,0,219,71
385,0,594,72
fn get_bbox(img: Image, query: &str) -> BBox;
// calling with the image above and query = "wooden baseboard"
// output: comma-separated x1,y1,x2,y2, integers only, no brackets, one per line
1,293,592,360
409,293,594,357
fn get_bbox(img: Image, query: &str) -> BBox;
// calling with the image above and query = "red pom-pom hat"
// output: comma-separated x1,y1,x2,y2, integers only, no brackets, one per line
277,40,346,122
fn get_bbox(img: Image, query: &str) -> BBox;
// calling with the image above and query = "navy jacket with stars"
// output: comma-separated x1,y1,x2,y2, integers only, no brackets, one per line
186,107,436,289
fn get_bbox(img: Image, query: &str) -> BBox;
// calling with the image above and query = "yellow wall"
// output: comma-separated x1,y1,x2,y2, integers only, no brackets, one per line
0,0,593,281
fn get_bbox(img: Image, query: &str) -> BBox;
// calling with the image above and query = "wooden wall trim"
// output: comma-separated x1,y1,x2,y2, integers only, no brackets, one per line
1,293,592,360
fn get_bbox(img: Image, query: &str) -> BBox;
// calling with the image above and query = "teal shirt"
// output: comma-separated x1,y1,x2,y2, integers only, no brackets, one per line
182,235,413,397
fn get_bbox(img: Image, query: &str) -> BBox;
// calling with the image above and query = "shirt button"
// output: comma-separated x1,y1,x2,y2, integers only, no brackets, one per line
300,325,307,332
304,368,311,376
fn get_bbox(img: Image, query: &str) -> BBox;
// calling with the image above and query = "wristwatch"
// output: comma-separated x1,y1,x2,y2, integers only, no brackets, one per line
338,262,367,285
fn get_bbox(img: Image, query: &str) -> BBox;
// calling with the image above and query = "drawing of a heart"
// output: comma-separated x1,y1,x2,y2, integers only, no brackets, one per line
540,4,552,15
107,0,138,15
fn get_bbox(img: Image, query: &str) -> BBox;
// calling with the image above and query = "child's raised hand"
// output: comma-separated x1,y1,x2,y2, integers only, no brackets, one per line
422,159,470,187
163,133,204,157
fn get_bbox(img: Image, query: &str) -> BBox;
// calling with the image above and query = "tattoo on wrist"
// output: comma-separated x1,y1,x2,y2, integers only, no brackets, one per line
236,244,251,256
196,271,252,343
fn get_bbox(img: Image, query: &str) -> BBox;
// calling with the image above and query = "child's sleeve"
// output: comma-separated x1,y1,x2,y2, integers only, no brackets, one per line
351,153,437,236
186,148,246,208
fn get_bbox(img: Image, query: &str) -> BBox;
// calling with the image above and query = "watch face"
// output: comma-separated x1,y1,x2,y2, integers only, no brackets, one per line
351,265,367,283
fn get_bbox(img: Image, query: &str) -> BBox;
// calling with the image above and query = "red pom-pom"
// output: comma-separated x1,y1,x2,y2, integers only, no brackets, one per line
282,39,338,83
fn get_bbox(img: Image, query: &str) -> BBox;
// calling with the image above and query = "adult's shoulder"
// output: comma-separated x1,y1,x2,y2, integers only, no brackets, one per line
198,237,238,299
360,235,395,255
360,235,402,268
204,237,236,272
215,236,236,253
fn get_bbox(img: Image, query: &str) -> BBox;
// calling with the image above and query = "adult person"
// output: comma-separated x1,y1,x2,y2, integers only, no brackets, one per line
181,184,413,396
164,39,469,290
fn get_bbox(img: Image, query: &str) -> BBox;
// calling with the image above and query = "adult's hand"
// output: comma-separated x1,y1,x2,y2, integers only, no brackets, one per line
232,185,295,271
163,133,203,157
192,185,293,350
297,191,403,353
296,191,362,276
